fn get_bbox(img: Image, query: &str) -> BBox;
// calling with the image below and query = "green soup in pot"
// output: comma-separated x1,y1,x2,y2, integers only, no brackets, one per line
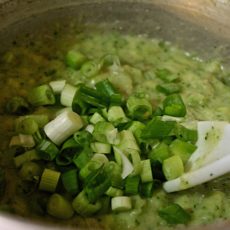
0,24,230,230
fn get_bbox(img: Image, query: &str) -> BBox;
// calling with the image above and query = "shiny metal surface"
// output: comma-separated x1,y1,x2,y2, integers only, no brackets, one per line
0,0,230,229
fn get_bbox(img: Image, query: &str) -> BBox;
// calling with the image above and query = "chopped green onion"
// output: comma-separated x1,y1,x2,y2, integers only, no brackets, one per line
155,68,179,82
125,175,140,195
128,121,146,143
15,117,39,135
174,124,198,144
111,196,132,212
139,182,155,198
9,134,35,148
55,138,79,166
44,111,83,145
106,187,123,197
27,84,55,106
47,193,74,219
140,159,153,183
85,175,111,203
107,106,128,126
85,124,94,134
91,142,111,154
104,161,123,189
60,83,77,107
113,147,133,179
65,50,87,69
169,139,196,164
126,96,152,120
156,83,181,95
128,149,142,176
80,60,101,78
148,142,170,164
73,85,107,111
6,96,29,115
18,114,49,128
19,161,43,181
95,79,117,96
91,153,109,164
39,168,61,192
79,160,102,181
49,80,66,94
61,137,80,151
61,169,79,195
95,79,123,106
73,130,92,147
163,94,186,117
72,191,102,216
93,121,118,144
118,130,139,152
37,140,59,161
141,117,176,139
158,203,191,224
14,149,40,168
73,147,93,169
90,112,105,124
163,155,184,181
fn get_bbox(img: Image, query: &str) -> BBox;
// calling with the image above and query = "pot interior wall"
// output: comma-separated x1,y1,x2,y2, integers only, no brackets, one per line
0,1,229,67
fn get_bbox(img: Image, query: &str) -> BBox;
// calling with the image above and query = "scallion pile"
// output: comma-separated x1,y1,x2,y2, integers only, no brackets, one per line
7,51,197,224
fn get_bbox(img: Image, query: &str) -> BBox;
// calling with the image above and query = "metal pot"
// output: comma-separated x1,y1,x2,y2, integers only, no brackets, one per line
0,0,230,229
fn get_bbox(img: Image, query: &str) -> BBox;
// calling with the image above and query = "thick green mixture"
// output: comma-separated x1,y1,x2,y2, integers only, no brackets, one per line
1,26,230,230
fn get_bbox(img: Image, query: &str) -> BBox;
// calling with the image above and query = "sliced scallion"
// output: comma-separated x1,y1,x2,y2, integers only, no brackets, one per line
126,96,152,120
72,191,102,216
106,187,123,197
27,84,55,106
125,175,140,195
107,106,128,126
163,155,184,181
15,117,39,135
65,50,87,69
37,140,59,161
44,111,83,145
163,94,186,117
91,142,111,154
140,159,153,183
111,196,132,212
14,149,40,168
61,169,79,195
9,134,35,148
19,161,42,181
49,80,66,94
47,193,74,219
60,83,77,107
39,168,61,192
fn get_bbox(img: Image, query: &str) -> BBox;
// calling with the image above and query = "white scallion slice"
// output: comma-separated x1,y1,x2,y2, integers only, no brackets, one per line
9,134,35,148
55,107,73,117
85,124,94,134
49,80,66,94
44,111,83,145
91,142,111,154
113,147,133,179
60,83,77,107
91,153,109,164
111,196,132,212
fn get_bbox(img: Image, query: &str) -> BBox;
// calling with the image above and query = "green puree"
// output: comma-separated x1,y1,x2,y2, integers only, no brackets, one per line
1,27,230,230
